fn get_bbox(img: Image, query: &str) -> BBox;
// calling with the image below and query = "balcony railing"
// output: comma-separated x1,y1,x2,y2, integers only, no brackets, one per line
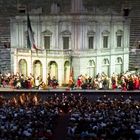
46,49,72,55
16,48,72,56
17,48,30,53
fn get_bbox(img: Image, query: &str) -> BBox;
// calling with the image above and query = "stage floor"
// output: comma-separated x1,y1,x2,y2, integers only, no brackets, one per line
0,87,140,100
0,86,140,93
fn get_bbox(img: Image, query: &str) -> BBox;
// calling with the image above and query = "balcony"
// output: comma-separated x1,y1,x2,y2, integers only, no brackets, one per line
46,49,72,56
16,48,72,57
17,48,30,53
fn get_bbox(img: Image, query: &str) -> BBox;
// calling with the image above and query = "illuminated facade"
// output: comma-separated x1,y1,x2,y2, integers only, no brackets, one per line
10,0,130,85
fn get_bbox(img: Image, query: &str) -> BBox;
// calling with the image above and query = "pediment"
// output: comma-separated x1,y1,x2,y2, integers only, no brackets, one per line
61,30,71,35
87,30,95,35
102,30,110,35
42,30,52,35
116,30,123,35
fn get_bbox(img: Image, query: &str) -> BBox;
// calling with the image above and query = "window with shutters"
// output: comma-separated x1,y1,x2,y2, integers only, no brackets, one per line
88,36,94,49
116,30,123,48
63,37,69,49
103,36,108,48
117,35,122,47
44,36,50,49
102,30,110,49
42,30,52,50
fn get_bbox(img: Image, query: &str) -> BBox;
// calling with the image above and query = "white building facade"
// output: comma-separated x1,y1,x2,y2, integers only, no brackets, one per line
10,0,130,85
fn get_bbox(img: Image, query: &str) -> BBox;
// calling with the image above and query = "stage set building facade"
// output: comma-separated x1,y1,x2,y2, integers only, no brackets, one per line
10,0,130,85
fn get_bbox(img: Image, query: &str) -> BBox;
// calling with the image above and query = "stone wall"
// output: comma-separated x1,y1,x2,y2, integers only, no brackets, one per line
0,16,11,73
0,0,140,72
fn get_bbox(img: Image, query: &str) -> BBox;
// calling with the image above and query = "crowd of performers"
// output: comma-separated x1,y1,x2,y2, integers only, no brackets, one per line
0,73,58,90
0,93,139,139
69,72,140,91
0,71,140,91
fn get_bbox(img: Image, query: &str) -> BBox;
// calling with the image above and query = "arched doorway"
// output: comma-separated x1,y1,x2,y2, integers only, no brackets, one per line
19,59,27,76
48,61,58,79
64,61,70,84
87,60,96,78
33,60,42,78
115,57,123,74
102,59,110,76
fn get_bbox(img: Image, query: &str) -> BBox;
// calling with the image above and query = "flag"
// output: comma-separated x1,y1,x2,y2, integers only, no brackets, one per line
27,14,37,50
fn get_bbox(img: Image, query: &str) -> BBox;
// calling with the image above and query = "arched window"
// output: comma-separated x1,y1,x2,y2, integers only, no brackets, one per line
103,58,109,65
33,60,42,78
48,61,58,79
117,57,123,63
87,60,96,77
115,57,123,74
102,58,110,76
19,59,27,76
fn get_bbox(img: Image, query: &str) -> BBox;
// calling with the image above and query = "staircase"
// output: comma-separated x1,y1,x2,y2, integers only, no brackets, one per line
129,50,140,70
0,16,11,73
0,0,17,72
129,0,140,70
0,48,11,73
